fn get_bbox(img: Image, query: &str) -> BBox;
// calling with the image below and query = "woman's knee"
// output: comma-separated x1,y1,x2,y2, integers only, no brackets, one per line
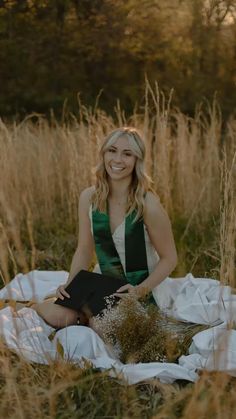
32,301,78,328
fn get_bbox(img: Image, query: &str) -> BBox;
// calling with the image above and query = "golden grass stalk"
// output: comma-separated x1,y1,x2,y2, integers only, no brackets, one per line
0,86,233,274
220,150,236,287
0,87,235,417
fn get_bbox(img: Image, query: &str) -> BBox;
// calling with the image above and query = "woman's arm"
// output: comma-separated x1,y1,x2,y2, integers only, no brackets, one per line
137,191,177,293
115,191,177,298
66,187,95,285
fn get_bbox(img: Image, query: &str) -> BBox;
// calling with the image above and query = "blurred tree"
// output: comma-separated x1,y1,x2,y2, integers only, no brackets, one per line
0,0,235,118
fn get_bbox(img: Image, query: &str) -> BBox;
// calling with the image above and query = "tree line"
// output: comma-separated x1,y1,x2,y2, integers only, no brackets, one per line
0,0,235,118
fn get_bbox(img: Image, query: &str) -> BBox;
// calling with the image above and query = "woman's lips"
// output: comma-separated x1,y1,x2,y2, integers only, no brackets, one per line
110,166,125,172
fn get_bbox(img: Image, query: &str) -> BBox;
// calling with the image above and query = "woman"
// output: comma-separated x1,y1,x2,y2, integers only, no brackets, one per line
34,127,177,328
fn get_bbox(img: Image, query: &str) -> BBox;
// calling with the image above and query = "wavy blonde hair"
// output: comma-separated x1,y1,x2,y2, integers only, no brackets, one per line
92,127,154,220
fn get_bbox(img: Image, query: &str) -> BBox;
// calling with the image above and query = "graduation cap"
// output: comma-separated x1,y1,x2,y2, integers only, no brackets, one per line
54,270,127,317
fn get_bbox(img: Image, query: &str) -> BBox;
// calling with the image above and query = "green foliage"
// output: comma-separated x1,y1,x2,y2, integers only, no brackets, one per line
173,216,220,279
30,216,77,271
1,213,77,287
0,0,235,118
4,212,220,286
56,369,143,418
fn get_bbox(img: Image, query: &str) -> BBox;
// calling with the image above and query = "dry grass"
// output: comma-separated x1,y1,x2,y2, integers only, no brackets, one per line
0,87,235,417
94,296,209,364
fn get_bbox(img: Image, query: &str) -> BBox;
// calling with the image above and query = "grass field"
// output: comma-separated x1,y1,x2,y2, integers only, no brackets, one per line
0,85,235,418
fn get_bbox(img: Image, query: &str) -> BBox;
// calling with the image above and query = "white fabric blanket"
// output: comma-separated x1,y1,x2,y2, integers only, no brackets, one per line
0,271,235,384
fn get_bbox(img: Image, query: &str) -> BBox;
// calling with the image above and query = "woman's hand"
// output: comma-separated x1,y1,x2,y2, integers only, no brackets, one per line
113,283,136,298
56,285,70,300
114,283,151,299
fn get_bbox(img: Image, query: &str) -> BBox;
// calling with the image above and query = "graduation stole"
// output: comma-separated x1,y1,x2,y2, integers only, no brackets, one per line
92,207,149,286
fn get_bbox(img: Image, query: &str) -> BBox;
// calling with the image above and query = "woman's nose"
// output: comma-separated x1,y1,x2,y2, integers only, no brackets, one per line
113,152,122,162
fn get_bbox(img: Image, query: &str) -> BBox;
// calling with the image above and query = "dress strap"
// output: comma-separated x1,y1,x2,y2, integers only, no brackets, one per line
92,208,126,279
125,212,149,285
92,208,149,285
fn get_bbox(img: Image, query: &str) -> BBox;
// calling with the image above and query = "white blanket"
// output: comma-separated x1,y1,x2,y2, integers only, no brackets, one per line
0,271,235,384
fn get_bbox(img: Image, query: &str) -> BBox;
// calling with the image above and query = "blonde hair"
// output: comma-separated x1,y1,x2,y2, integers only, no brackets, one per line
92,127,154,220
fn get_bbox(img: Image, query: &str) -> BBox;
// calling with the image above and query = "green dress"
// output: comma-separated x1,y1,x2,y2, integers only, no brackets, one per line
91,206,159,303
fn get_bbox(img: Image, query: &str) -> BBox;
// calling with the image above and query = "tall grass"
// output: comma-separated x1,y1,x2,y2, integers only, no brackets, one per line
0,86,235,417
0,85,235,281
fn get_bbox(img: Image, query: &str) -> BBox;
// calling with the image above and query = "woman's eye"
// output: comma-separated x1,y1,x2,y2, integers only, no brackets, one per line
108,148,115,153
124,152,132,157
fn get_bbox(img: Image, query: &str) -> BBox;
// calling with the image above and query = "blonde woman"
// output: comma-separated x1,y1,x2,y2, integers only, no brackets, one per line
34,127,177,328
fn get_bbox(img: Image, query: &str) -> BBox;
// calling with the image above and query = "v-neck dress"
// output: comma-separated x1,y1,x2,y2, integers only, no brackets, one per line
89,206,160,276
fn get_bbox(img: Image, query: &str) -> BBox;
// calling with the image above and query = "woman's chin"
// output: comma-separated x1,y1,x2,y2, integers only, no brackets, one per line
108,172,131,182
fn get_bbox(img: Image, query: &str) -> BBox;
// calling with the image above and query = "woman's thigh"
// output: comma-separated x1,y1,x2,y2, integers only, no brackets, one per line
33,301,79,329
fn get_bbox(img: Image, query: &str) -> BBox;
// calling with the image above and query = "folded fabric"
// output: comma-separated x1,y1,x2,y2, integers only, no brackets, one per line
2,270,236,384
0,270,68,301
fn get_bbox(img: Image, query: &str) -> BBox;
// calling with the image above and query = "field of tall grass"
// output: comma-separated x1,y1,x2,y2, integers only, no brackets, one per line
0,84,235,418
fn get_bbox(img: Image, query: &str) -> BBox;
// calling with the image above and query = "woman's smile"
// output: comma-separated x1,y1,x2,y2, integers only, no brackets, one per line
110,165,125,172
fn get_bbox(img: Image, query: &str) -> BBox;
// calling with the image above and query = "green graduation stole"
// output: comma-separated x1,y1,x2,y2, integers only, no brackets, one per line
92,207,149,286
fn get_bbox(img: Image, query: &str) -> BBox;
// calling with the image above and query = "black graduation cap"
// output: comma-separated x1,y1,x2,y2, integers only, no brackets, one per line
54,270,127,317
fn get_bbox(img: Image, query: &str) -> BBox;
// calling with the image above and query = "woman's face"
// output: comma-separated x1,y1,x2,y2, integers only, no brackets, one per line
104,135,136,181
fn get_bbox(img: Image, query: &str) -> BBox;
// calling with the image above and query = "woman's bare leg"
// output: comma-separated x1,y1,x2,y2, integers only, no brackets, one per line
32,301,79,329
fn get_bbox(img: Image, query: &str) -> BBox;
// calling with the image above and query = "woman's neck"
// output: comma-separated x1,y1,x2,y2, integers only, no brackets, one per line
108,178,131,203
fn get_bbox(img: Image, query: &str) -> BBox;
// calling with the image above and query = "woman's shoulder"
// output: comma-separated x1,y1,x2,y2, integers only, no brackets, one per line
79,186,95,209
144,191,168,220
144,190,160,207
